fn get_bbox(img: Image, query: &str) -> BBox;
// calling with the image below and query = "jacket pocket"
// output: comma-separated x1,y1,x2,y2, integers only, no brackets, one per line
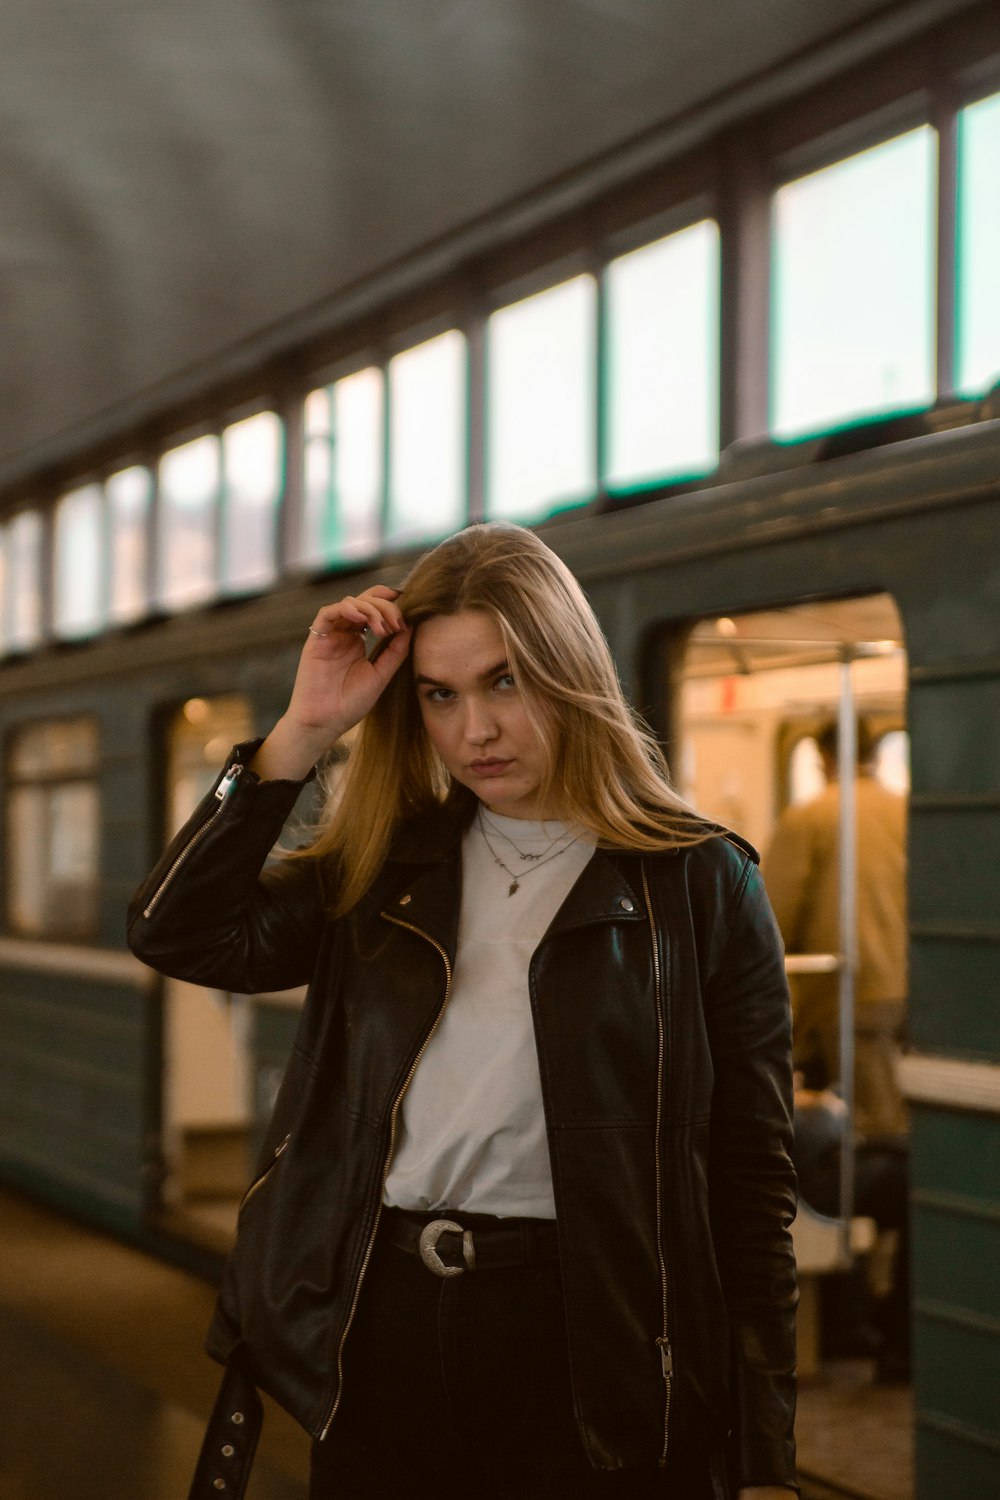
238,1133,290,1217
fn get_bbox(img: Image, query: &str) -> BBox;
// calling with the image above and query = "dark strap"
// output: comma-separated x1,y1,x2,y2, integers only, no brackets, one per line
382,1207,560,1269
187,1349,263,1500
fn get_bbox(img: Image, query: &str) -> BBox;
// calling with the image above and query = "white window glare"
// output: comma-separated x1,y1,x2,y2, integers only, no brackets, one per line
388,332,465,543
487,276,596,522
606,220,720,488
106,466,152,624
300,368,383,566
7,510,43,650
158,435,221,609
54,484,105,639
957,90,1000,395
221,411,282,592
0,527,7,653
771,126,936,438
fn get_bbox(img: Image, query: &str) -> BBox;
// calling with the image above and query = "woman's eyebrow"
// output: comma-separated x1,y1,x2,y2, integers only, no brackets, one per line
414,659,510,688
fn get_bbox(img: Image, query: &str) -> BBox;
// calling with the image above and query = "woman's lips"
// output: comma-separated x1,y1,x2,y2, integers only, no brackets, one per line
468,758,512,778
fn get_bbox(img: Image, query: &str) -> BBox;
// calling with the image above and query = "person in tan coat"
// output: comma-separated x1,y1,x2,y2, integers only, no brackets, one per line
763,720,908,1138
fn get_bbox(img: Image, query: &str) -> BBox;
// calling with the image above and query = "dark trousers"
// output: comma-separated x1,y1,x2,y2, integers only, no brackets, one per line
310,1226,715,1499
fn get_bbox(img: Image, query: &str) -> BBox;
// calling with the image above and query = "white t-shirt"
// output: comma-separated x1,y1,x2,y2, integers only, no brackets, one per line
382,810,595,1219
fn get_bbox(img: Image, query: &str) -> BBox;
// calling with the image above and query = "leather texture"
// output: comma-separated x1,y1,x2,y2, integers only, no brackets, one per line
128,740,798,1491
187,1348,262,1500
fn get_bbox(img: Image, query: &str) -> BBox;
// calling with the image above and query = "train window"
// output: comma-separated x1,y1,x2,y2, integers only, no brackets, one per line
106,465,152,624
5,717,100,940
220,411,282,593
5,510,44,651
387,330,465,543
157,435,221,609
605,220,719,489
771,125,936,438
957,88,1000,396
300,367,383,566
486,274,596,522
53,484,105,639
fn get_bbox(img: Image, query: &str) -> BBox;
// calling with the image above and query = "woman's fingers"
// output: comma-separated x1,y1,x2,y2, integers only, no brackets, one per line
310,587,405,640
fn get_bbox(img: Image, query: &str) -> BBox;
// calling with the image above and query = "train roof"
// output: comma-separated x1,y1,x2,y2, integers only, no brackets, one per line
0,0,980,478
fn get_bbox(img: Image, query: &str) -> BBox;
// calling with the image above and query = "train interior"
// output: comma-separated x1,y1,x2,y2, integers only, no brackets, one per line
677,592,910,1500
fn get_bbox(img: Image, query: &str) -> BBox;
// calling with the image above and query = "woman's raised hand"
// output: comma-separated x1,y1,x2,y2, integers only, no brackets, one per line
251,586,411,781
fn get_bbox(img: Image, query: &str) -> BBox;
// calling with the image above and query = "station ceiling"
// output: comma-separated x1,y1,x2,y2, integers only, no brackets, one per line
0,0,979,479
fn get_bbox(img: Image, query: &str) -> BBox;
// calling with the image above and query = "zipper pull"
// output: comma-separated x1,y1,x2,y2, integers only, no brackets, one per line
656,1336,673,1379
214,763,244,802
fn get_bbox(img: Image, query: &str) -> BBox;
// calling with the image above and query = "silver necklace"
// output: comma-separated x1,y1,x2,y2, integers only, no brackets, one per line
479,806,575,864
477,807,579,897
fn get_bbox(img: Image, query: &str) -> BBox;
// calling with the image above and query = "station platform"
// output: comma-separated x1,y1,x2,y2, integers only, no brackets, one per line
0,1188,308,1499
0,1184,907,1499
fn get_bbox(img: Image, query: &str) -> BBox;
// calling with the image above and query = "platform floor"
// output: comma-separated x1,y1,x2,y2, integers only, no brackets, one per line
0,1185,911,1499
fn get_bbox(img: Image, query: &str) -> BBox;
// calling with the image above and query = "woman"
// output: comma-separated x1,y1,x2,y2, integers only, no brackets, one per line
128,523,798,1499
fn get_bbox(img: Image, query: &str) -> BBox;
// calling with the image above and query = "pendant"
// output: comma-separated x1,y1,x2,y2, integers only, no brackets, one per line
508,880,520,897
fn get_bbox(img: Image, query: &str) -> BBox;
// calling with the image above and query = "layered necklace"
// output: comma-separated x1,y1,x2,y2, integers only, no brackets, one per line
477,806,579,897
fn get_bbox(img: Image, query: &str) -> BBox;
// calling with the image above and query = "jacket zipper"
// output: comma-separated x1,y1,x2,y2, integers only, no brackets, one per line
142,763,244,920
642,862,672,1465
318,912,453,1441
238,1133,290,1216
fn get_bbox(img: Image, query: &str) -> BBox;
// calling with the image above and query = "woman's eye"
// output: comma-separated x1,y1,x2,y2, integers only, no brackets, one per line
494,673,516,691
425,687,454,703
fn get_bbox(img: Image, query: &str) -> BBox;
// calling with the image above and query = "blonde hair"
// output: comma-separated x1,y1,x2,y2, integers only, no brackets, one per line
297,523,715,914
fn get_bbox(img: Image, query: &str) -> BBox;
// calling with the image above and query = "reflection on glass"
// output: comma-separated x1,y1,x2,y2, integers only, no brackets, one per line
301,368,383,565
6,717,100,939
771,126,936,438
606,221,720,488
158,436,221,609
10,717,98,777
7,510,44,650
388,331,466,543
487,276,596,520
957,90,1000,395
107,466,152,624
221,411,282,592
54,484,104,639
0,528,7,652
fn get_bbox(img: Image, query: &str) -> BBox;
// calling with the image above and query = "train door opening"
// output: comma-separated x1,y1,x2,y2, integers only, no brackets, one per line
157,693,254,1249
675,594,912,1500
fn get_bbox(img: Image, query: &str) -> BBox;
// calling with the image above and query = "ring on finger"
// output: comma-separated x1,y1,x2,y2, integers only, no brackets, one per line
308,626,329,638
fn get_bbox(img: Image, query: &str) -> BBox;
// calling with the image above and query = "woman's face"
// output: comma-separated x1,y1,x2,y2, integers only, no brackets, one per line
412,609,558,820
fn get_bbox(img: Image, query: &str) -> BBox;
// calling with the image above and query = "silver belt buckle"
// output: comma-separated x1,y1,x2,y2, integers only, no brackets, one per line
418,1218,477,1278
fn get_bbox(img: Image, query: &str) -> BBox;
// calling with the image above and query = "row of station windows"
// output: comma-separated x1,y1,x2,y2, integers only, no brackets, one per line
0,91,999,653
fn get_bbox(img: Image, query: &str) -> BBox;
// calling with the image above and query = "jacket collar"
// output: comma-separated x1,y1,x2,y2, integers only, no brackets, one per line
379,804,649,955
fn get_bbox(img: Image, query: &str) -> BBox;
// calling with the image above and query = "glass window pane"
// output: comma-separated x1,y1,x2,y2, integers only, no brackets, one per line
7,510,44,650
107,466,152,624
221,411,282,592
606,221,720,488
0,527,7,654
158,435,220,609
53,484,104,639
957,90,1000,395
771,126,936,438
10,718,99,779
8,783,99,937
388,331,466,543
487,275,596,521
300,368,383,566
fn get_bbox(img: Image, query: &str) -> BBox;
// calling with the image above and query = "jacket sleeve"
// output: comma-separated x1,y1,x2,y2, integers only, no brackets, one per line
702,855,799,1491
126,739,327,995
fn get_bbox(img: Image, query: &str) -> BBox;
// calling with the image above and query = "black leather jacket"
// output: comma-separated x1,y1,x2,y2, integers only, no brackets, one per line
127,741,798,1490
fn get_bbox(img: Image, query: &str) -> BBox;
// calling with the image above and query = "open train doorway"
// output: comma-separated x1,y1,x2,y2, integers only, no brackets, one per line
157,693,254,1250
676,594,912,1500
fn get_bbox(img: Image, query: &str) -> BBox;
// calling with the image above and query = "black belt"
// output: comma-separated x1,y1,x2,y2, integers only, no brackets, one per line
381,1207,560,1277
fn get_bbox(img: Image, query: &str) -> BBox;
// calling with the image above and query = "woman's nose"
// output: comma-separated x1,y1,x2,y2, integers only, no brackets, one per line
464,699,498,744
